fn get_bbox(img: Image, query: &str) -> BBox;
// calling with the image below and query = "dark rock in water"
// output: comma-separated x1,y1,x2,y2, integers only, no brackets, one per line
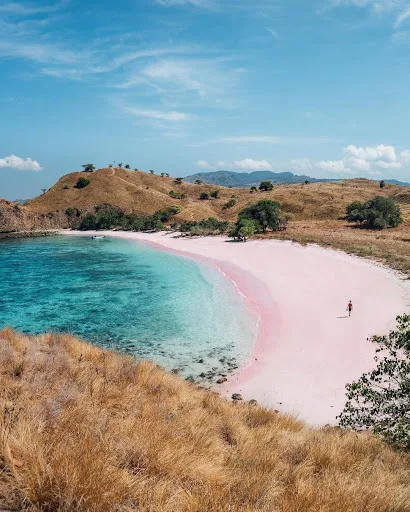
198,359,204,364
219,357,227,363
199,372,207,378
217,377,228,384
219,374,227,377
232,393,243,401
171,368,179,374
249,399,258,406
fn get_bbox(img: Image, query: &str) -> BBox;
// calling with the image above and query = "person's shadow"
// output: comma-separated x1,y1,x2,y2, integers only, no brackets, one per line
337,315,350,319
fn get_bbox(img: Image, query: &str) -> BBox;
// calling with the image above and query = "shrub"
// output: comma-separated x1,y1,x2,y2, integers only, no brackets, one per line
210,190,220,199
125,164,130,169
346,196,402,229
339,314,410,450
223,198,236,209
199,192,209,200
63,185,69,190
149,170,155,174
380,180,386,189
82,163,95,172
229,218,257,241
75,177,90,189
238,200,281,232
180,217,229,236
174,177,183,185
169,191,187,200
259,180,274,191
250,186,257,193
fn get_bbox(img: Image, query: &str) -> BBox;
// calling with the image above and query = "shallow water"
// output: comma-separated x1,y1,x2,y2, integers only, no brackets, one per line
0,236,256,378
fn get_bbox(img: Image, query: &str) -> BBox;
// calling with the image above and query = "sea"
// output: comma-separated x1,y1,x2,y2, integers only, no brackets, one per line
0,235,256,380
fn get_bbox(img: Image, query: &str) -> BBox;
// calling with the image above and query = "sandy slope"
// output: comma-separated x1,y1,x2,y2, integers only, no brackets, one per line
63,230,410,425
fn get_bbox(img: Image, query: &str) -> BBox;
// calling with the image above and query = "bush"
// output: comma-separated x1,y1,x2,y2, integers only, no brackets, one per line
180,217,229,236
380,180,386,189
223,198,236,209
238,200,281,232
346,196,402,229
169,191,187,200
199,192,209,200
82,163,95,172
174,177,183,185
250,186,257,193
339,314,410,450
210,190,220,199
195,179,203,185
63,185,69,190
75,177,90,189
229,218,257,241
125,164,130,169
259,180,274,191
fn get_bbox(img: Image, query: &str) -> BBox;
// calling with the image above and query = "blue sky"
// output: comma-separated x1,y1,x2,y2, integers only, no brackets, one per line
1,0,410,199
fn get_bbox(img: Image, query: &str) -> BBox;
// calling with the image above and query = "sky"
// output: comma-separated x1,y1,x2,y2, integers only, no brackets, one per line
1,0,410,199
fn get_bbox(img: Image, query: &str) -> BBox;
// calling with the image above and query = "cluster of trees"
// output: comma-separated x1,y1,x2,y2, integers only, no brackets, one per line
76,205,181,232
347,196,402,229
76,177,90,189
178,217,230,236
169,190,187,199
230,200,281,241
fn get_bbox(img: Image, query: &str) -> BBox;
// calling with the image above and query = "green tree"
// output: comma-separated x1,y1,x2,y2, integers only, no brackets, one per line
118,162,123,168
250,186,257,193
161,173,166,178
149,170,155,174
195,179,203,185
339,314,410,450
346,196,402,229
210,190,219,198
82,164,95,172
229,218,256,241
134,168,139,172
79,214,97,230
259,180,274,191
200,192,209,200
174,177,183,185
238,200,281,232
125,164,130,169
75,177,90,189
380,180,386,189
223,198,236,209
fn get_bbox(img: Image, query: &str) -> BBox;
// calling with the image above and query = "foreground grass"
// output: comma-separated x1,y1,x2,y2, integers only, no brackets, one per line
1,330,409,511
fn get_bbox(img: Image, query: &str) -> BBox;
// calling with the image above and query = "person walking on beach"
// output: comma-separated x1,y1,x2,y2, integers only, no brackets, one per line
347,300,353,317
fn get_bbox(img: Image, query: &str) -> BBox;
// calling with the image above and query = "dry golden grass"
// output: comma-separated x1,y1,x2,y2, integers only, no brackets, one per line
1,329,409,512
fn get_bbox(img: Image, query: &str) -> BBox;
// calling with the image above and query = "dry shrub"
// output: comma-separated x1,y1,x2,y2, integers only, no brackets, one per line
0,330,409,511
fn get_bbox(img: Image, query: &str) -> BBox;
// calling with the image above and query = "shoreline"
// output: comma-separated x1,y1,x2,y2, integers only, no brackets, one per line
0,230,60,240
62,230,410,425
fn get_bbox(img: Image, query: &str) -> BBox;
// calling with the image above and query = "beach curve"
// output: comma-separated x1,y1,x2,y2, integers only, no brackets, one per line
62,230,410,426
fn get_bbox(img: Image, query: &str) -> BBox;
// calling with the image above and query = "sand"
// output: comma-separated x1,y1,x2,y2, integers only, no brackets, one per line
63,230,410,425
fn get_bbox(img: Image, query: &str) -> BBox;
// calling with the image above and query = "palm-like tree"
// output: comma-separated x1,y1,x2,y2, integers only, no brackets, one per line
149,170,155,174
125,164,130,169
118,162,123,168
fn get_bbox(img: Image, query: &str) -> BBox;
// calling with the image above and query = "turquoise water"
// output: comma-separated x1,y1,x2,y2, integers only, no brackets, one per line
0,236,255,379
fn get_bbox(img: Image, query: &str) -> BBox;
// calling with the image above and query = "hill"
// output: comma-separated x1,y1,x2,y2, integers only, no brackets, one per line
2,167,409,273
184,170,339,187
1,328,409,511
185,170,410,188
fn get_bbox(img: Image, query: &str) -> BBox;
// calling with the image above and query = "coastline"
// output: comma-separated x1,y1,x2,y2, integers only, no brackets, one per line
0,230,60,240
62,230,410,425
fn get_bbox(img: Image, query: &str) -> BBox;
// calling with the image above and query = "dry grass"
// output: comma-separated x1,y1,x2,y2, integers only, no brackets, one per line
1,329,409,512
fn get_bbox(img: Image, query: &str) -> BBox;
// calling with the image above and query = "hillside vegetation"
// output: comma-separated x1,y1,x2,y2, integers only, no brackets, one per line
1,329,410,512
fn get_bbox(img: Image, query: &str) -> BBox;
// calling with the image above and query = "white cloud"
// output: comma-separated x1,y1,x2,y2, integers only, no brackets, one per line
290,158,314,171
196,160,212,168
0,1,67,16
318,160,346,173
0,154,43,171
119,103,191,121
344,144,397,162
290,143,410,178
155,0,211,6
231,158,272,171
395,6,410,27
400,149,410,161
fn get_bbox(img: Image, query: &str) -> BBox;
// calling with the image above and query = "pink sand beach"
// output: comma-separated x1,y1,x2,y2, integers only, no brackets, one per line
64,230,410,425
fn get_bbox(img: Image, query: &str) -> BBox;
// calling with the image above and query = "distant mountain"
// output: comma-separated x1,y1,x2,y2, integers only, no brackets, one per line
185,170,410,188
185,170,339,187
385,179,410,186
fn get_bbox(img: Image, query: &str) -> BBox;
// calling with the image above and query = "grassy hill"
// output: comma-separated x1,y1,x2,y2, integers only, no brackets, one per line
26,167,410,222
1,329,409,511
3,167,409,273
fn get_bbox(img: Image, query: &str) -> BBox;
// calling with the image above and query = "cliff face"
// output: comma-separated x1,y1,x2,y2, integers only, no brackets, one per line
0,199,68,233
